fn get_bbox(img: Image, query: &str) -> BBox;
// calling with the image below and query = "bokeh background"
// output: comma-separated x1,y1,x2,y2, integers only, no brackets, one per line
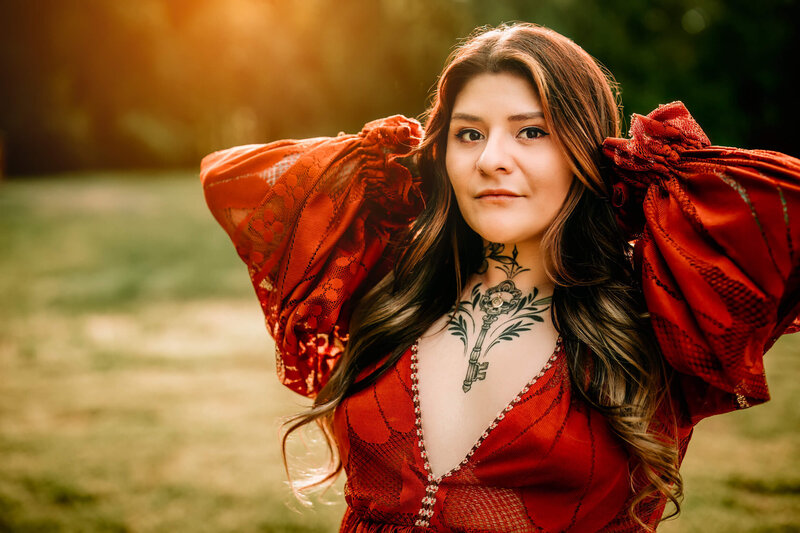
0,0,798,531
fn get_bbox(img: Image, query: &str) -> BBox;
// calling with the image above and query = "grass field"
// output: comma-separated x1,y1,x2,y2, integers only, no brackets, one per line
0,173,797,532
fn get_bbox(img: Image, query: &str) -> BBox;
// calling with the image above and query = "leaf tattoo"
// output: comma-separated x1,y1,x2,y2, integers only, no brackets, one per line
449,282,551,393
447,284,481,349
477,243,531,279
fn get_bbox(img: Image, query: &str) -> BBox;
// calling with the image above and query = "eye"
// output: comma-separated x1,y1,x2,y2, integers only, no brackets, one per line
455,128,484,142
519,127,548,140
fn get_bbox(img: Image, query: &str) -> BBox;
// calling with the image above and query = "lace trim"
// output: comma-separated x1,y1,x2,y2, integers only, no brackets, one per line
409,337,562,527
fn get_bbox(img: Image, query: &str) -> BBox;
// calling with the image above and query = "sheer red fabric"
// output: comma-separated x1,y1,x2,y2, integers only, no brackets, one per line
603,102,800,421
201,103,800,531
200,116,423,396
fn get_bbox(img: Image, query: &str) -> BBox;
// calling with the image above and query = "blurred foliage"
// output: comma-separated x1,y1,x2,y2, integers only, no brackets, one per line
0,0,797,174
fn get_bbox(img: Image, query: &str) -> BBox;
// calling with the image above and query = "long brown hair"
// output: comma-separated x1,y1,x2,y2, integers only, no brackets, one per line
282,22,681,528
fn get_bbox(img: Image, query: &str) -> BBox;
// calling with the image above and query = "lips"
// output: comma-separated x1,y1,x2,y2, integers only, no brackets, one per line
476,189,522,198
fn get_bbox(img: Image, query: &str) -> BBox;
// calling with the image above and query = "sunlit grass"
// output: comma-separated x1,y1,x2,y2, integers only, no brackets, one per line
0,173,344,532
0,174,797,531
659,332,800,532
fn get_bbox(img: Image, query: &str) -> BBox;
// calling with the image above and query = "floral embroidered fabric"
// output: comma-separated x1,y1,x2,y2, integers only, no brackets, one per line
200,116,424,396
201,103,800,531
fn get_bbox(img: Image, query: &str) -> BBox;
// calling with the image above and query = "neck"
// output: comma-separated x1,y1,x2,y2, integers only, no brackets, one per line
475,241,553,294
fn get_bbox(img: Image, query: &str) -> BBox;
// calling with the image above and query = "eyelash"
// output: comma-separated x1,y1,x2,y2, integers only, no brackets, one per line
454,127,549,142
455,129,483,142
520,126,548,139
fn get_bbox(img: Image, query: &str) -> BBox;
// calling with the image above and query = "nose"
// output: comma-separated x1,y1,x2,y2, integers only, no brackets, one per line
476,133,512,175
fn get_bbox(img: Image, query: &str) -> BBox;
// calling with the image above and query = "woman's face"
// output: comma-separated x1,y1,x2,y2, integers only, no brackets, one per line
445,72,573,249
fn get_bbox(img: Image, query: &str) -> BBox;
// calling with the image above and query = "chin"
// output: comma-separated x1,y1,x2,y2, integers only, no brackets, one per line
459,211,547,247
462,212,550,248
471,226,534,246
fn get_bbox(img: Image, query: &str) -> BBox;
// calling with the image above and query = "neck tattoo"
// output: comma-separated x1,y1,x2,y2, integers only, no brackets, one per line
448,243,551,393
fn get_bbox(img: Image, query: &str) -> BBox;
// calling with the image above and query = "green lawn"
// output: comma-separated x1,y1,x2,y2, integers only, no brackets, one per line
0,173,797,532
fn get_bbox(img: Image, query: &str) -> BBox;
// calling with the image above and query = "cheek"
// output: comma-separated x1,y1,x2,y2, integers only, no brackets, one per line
532,177,572,229
445,151,471,199
552,173,574,205
529,153,573,204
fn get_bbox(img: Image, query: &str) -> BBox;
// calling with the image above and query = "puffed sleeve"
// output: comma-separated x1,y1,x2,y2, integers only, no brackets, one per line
199,116,424,397
602,102,800,422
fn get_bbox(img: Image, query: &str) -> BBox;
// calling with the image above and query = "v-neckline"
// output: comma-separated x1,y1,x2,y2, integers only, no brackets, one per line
409,337,563,481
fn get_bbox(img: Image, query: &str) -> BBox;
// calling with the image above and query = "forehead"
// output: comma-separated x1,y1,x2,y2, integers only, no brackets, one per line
451,72,542,117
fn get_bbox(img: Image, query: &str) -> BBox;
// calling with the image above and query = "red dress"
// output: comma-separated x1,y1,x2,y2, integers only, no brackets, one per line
200,103,800,532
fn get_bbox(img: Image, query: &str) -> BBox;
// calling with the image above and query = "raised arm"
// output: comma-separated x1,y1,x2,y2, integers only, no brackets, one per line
200,116,424,397
603,102,800,422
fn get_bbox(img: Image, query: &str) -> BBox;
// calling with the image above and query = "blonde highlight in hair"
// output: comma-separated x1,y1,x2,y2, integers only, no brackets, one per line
282,22,681,529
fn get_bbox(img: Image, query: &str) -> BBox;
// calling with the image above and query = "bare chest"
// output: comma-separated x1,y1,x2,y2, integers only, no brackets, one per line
415,312,560,478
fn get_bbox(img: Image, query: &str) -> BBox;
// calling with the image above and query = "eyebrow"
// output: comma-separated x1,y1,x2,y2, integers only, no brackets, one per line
451,111,545,122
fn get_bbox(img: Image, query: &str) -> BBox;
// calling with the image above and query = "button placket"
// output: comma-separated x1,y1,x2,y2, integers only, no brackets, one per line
409,338,562,528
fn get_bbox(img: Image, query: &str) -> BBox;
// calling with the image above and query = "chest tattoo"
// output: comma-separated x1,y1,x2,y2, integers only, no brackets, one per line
448,244,551,393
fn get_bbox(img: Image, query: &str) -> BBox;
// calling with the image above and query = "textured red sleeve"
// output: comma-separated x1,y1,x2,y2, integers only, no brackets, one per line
603,102,800,422
199,116,424,397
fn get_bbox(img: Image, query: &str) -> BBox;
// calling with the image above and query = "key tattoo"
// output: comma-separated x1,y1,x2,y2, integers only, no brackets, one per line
448,244,552,393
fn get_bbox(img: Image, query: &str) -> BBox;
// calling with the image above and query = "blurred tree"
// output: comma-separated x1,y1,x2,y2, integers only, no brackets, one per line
0,0,796,175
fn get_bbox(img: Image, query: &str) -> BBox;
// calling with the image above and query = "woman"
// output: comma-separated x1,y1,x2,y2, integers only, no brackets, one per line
200,23,799,532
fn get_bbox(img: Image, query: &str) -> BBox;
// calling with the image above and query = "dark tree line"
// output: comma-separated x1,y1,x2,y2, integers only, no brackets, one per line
0,0,797,175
